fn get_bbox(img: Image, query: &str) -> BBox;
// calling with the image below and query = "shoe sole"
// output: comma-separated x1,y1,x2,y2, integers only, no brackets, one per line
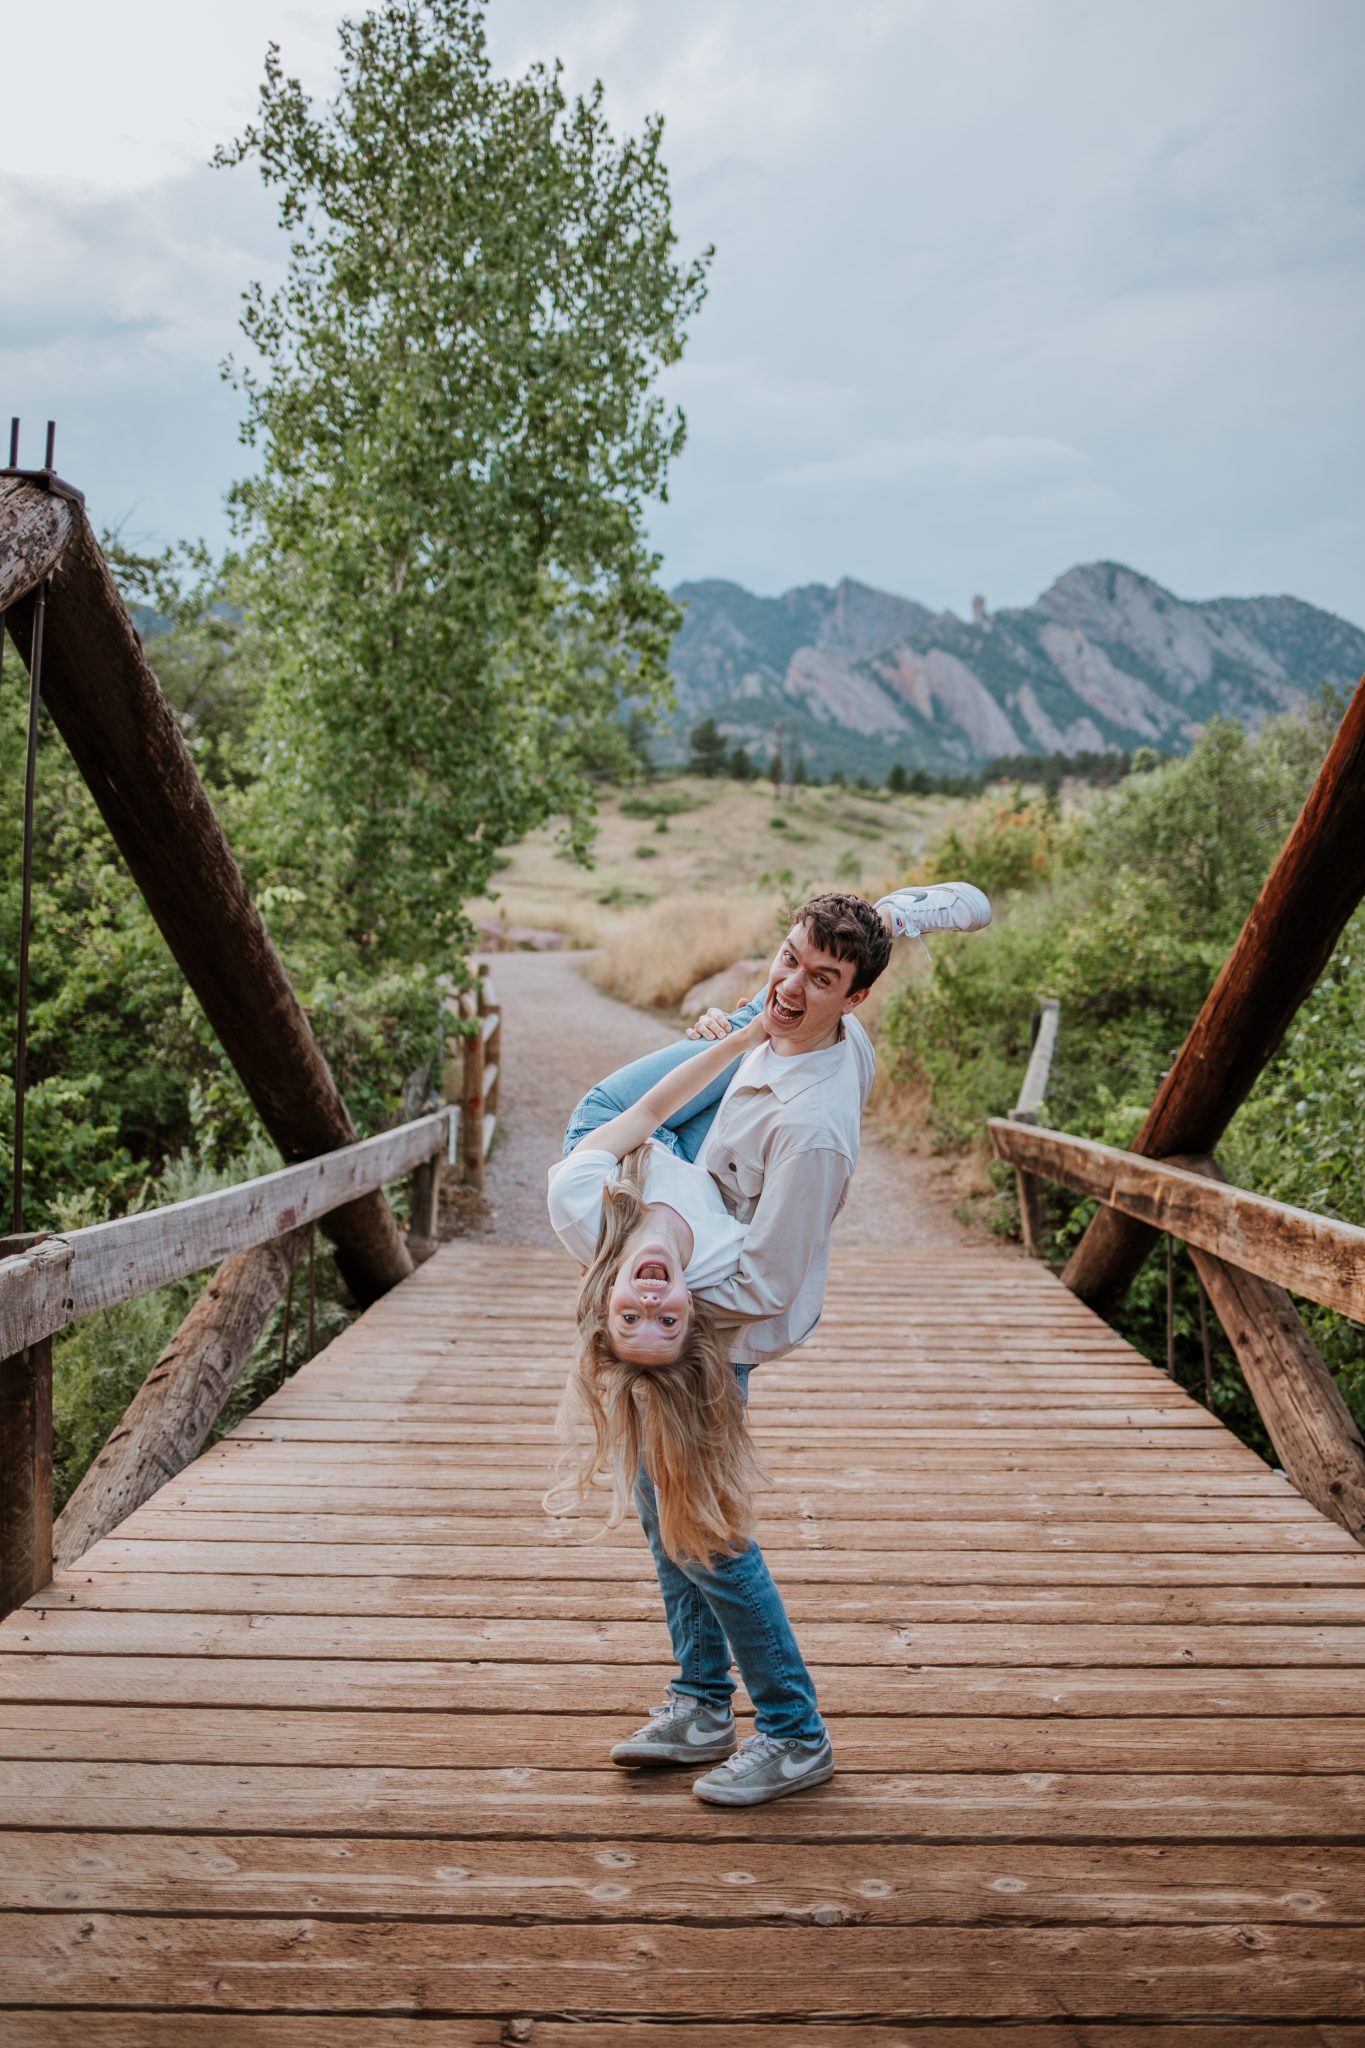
692,1757,835,1806
611,1739,737,1768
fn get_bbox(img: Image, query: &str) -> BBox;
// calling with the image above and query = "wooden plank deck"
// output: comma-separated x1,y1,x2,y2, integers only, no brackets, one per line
2,1241,1365,2042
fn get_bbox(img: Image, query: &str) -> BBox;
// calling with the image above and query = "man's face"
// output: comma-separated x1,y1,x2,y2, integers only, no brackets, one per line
762,922,868,1054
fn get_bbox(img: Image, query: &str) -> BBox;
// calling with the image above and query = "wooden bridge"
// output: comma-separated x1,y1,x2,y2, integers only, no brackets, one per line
4,1236,1365,2039
4,454,1365,2036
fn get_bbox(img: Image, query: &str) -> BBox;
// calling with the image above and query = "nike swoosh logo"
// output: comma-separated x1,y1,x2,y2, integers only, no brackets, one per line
686,1720,729,1745
780,1748,827,1777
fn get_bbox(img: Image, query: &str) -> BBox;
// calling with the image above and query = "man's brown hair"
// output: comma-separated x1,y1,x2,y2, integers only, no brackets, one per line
789,891,891,995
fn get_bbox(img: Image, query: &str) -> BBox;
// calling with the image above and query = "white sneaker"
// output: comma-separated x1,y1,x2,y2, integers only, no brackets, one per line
876,881,992,943
692,1729,834,1807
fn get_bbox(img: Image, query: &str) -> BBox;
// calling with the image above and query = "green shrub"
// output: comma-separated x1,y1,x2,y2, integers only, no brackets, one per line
882,707,1364,1447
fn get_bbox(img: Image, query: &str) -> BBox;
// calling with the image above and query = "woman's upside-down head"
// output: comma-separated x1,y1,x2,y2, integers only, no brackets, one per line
546,1146,764,1564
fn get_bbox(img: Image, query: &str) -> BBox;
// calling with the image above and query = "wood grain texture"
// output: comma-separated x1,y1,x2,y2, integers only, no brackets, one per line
0,1337,52,1618
1192,1245,1365,1543
0,478,75,610
1,1115,450,1354
52,1230,308,1571
1,1242,1362,2034
989,1120,1365,1319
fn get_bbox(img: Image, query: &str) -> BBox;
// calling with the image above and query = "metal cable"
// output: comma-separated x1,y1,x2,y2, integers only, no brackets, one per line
11,578,48,1235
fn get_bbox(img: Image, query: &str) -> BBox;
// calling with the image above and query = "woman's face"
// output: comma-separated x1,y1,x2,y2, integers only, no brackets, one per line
607,1237,693,1365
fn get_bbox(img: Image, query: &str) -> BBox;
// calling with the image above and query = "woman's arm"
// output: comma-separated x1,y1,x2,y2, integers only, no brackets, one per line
570,1014,768,1162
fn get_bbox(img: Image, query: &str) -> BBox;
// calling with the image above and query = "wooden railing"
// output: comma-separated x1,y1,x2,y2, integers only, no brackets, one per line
0,1110,459,1614
989,1028,1365,1545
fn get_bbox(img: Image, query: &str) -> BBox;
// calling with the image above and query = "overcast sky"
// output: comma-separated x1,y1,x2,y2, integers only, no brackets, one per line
3,0,1362,622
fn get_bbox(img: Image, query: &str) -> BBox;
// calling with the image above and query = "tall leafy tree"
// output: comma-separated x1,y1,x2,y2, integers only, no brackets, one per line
218,0,709,956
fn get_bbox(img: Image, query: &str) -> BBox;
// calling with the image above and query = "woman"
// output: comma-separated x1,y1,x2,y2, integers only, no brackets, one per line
546,992,834,1808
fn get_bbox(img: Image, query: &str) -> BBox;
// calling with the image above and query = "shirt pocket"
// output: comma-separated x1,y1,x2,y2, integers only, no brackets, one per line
715,1148,765,1204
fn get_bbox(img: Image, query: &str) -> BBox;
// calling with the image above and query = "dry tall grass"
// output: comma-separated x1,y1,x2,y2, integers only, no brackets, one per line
586,891,781,1011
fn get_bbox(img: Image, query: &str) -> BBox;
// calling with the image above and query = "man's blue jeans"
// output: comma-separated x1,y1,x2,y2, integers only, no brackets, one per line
562,995,826,1745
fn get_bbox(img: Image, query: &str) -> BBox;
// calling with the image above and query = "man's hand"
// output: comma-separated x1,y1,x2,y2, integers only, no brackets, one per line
686,1006,736,1042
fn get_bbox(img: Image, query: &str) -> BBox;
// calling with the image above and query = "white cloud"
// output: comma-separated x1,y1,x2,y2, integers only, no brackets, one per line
2,0,1361,622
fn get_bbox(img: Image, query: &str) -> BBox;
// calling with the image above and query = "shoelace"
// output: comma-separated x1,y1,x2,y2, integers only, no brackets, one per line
717,1732,787,1776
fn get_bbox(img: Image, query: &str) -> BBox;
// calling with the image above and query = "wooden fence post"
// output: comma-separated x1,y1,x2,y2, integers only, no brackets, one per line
462,977,488,1193
0,1337,53,1614
407,1158,440,1264
1009,998,1059,1258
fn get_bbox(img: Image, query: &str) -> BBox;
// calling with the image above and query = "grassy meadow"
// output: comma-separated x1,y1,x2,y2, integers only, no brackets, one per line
470,774,966,1011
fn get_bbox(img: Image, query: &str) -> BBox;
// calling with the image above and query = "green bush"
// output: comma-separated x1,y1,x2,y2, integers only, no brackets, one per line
882,707,1364,1450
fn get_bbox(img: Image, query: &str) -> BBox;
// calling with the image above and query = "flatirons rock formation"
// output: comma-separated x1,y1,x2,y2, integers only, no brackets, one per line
666,561,1365,777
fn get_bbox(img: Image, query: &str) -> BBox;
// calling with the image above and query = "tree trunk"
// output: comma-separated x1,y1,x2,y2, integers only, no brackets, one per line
1063,675,1365,1314
0,485,411,1304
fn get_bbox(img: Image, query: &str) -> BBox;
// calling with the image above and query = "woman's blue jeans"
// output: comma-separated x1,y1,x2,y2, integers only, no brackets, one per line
562,994,826,1745
561,990,765,1162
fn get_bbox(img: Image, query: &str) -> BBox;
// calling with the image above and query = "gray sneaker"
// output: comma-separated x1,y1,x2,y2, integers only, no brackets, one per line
611,1691,737,1767
876,881,992,946
692,1730,835,1806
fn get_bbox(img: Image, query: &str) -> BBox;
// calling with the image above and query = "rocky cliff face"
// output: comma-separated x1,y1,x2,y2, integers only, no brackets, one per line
665,563,1365,776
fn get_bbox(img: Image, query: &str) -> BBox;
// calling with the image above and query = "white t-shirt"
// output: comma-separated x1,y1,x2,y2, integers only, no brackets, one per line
547,1138,746,1287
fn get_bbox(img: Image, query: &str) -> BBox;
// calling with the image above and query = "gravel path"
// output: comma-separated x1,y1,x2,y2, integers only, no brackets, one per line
445,949,1000,1253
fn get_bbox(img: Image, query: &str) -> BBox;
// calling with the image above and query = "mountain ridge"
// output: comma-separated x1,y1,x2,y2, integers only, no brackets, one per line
664,561,1365,777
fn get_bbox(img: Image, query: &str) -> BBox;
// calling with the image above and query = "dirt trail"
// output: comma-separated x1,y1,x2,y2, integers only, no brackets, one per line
448,949,1000,1253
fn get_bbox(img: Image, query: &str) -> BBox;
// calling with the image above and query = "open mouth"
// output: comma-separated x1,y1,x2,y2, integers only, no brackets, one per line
768,990,805,1028
633,1256,670,1284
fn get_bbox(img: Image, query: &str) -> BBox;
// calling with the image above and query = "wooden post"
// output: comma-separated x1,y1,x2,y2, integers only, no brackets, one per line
0,485,411,1306
1009,999,1059,1258
462,979,488,1193
1063,675,1365,1314
0,477,75,611
1189,1248,1365,1544
406,1158,440,1265
51,1228,308,1572
0,1337,53,1615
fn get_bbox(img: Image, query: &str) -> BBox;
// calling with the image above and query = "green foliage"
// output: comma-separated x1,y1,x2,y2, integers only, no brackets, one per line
885,762,909,794
618,791,700,822
882,708,1365,1445
217,0,709,961
687,717,729,778
727,745,757,781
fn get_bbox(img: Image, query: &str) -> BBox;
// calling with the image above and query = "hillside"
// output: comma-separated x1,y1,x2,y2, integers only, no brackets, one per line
665,561,1365,777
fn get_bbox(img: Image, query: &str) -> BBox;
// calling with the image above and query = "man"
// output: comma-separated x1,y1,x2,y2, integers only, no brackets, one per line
560,880,990,1805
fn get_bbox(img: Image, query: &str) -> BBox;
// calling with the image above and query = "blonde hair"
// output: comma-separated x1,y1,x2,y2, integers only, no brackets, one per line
546,1145,765,1563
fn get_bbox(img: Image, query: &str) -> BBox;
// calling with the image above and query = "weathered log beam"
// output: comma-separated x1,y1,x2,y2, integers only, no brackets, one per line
1187,1244,1365,1546
51,1229,308,1572
989,1119,1365,1321
0,485,410,1305
1063,674,1365,1314
0,478,76,610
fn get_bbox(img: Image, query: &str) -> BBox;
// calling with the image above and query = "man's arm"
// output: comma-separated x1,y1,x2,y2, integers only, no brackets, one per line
698,1141,851,1323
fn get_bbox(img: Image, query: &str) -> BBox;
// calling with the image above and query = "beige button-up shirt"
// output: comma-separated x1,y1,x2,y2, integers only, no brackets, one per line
699,1015,874,1365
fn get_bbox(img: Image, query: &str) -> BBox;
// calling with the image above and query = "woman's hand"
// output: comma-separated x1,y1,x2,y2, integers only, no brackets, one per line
687,1001,771,1044
685,1004,733,1042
